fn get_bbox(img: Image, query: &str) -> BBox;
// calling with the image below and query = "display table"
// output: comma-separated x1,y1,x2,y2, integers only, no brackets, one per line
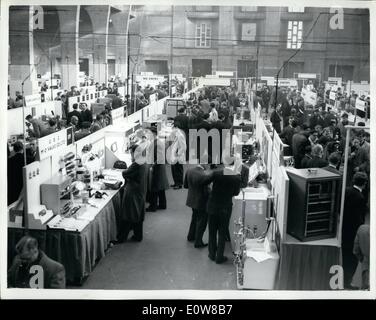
8,190,121,285
277,235,341,290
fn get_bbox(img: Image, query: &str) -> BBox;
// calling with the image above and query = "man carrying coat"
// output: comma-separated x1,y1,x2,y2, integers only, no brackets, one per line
118,144,148,242
184,164,213,248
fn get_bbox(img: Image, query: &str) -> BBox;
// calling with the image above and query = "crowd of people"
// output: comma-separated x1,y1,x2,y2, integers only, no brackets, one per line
24,102,113,142
116,85,251,267
7,78,370,289
257,83,370,290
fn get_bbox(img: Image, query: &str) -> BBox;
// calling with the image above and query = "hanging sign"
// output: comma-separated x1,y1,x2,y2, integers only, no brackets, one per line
297,73,317,79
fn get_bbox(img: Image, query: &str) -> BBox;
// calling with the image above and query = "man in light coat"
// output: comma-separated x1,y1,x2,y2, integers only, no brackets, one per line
169,120,187,189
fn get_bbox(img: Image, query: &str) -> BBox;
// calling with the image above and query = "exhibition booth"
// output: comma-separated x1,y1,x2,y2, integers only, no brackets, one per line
7,90,177,285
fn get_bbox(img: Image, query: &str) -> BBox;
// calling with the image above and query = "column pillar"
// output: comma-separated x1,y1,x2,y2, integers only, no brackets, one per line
57,5,80,90
110,9,129,81
86,5,110,85
9,6,39,96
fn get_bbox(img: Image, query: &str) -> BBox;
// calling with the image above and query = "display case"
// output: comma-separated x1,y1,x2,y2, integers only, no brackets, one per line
41,174,73,215
286,168,341,242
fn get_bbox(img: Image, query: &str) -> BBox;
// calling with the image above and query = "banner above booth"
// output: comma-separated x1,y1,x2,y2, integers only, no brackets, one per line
135,75,165,88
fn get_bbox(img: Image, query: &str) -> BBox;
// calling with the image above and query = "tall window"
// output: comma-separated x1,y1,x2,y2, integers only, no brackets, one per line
288,7,305,13
195,23,211,48
287,21,303,49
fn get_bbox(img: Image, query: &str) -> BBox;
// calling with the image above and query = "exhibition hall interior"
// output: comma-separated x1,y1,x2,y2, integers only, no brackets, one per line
5,4,371,292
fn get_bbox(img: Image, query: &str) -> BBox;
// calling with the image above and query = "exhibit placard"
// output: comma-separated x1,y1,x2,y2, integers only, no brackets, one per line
149,93,157,104
136,75,165,87
38,129,67,160
111,106,125,125
297,73,317,79
215,71,234,77
327,77,342,87
25,94,42,107
355,98,366,112
266,78,297,87
199,77,231,87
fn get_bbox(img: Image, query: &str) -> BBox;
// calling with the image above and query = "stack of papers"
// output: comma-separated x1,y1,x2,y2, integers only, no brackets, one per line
246,250,274,263
47,215,89,232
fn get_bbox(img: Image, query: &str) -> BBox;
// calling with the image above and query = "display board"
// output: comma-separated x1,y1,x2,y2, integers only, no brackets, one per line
25,94,43,107
111,106,125,125
327,77,342,87
270,165,289,250
301,88,317,106
355,98,366,112
266,78,298,88
259,119,273,176
68,90,108,111
199,77,231,87
135,75,165,88
296,73,317,79
38,129,68,160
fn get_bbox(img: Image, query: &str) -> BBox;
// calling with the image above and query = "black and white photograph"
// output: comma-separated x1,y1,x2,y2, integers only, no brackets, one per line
0,0,374,301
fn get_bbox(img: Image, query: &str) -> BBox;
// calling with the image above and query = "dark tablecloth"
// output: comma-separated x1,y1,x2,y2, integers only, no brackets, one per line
277,241,342,290
8,191,121,284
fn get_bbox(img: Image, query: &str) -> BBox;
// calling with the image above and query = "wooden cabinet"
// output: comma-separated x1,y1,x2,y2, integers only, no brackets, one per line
286,168,341,241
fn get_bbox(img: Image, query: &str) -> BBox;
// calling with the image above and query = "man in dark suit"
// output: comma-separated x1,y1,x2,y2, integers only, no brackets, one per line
342,172,368,289
7,141,25,205
207,160,241,263
306,144,328,168
270,104,282,134
323,152,341,175
8,236,65,288
79,103,93,124
174,107,189,133
67,103,81,126
184,164,213,248
353,224,370,289
291,125,309,169
279,118,297,155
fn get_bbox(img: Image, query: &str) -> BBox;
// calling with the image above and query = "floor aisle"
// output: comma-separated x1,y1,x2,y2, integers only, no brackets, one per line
79,183,237,290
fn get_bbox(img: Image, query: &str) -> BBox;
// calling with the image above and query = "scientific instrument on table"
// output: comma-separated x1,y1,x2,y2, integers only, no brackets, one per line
232,164,279,289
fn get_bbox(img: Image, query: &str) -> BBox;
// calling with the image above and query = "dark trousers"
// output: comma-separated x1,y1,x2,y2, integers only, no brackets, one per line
342,246,358,288
208,207,232,260
118,221,143,242
171,163,184,186
149,190,167,210
187,208,208,245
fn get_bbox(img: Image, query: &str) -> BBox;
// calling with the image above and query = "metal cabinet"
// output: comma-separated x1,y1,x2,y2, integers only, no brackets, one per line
286,168,341,241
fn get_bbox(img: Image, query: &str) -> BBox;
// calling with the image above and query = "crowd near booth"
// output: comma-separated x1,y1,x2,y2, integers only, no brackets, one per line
7,68,370,291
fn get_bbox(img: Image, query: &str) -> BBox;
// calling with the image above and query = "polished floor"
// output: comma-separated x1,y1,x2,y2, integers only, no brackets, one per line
77,170,237,290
